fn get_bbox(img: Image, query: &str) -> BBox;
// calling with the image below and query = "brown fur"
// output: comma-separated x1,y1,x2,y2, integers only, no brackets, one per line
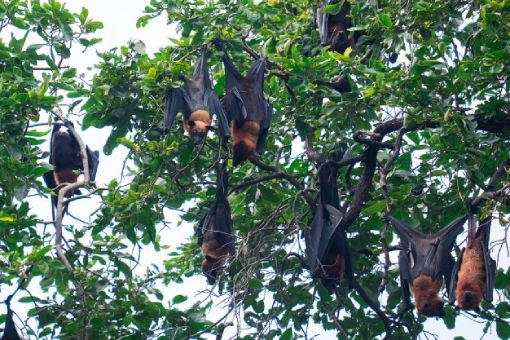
326,2,356,53
183,110,211,135
232,120,260,164
54,169,79,185
455,237,486,311
411,275,445,317
321,252,345,281
201,239,229,282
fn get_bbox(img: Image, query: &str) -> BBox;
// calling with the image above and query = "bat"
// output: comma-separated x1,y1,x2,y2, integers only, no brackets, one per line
197,163,235,284
305,147,353,293
42,121,100,210
388,215,467,317
221,50,273,166
449,214,496,312
317,0,363,93
1,300,21,340
317,0,360,54
164,50,230,144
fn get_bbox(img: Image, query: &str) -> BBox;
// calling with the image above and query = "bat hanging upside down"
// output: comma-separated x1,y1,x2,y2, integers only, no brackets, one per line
220,49,273,166
42,121,99,210
449,215,496,312
388,214,468,317
305,147,353,293
164,50,230,144
197,164,235,284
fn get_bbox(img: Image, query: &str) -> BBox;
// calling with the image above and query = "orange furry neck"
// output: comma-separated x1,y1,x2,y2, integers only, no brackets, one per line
455,240,486,310
232,120,260,165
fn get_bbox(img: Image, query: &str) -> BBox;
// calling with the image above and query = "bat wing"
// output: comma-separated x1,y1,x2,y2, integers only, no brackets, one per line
324,204,353,286
213,200,235,256
2,301,21,340
208,92,230,141
430,215,467,280
398,250,414,310
196,213,209,247
478,219,496,302
317,1,330,45
388,216,428,258
43,171,56,189
255,101,273,154
86,147,100,182
448,248,464,304
305,204,325,273
164,87,189,132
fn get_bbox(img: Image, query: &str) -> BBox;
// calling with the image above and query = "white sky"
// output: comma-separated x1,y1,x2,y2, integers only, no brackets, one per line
1,1,506,339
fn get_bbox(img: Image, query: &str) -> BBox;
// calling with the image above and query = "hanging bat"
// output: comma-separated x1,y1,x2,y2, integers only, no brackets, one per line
388,215,467,317
1,300,21,340
164,51,230,144
305,147,353,293
221,51,273,166
197,163,235,284
449,214,496,312
42,121,100,210
317,0,360,54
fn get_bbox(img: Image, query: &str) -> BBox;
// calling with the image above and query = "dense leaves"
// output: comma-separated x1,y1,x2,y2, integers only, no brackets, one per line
0,0,509,338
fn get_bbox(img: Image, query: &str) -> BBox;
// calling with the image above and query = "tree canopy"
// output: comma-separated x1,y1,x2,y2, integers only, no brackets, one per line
0,0,509,338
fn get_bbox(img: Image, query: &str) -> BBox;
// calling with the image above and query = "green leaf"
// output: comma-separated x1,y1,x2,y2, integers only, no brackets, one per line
378,14,393,28
172,295,188,304
497,320,510,339
280,328,292,340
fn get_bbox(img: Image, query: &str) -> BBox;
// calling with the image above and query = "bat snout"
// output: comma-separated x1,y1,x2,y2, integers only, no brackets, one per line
460,291,479,311
191,131,208,145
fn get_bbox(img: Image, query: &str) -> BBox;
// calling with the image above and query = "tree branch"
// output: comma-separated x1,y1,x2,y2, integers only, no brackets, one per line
249,156,316,211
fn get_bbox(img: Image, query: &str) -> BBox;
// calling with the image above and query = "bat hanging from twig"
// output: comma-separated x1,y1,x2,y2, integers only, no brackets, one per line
164,50,230,144
449,213,496,312
42,121,100,216
197,162,235,284
305,145,353,293
388,214,467,317
219,46,273,166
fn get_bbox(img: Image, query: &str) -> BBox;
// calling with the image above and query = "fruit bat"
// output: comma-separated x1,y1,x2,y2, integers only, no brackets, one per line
449,214,496,312
42,122,100,210
388,215,467,317
317,0,360,54
197,164,235,284
1,300,21,340
221,51,273,166
317,0,361,93
305,147,353,293
164,51,230,144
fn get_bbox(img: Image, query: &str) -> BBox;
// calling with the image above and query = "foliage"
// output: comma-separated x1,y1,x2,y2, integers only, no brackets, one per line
0,0,509,338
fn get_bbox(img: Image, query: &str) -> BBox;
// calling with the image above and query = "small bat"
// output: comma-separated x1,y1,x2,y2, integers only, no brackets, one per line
1,300,21,340
221,50,273,165
164,51,230,144
197,163,235,284
317,0,359,54
388,215,467,317
449,214,496,312
305,147,353,293
42,122,100,210
317,0,362,93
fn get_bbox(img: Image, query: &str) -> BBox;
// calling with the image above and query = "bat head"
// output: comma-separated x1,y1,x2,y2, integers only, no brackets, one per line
185,110,213,144
329,26,349,52
458,291,482,311
416,297,445,318
232,121,259,166
201,255,225,285
411,275,446,317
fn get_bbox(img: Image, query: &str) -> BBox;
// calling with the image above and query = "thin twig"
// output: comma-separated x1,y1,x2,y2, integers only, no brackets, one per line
378,128,406,292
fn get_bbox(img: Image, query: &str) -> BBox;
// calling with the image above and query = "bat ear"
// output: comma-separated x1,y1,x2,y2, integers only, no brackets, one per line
188,120,196,127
